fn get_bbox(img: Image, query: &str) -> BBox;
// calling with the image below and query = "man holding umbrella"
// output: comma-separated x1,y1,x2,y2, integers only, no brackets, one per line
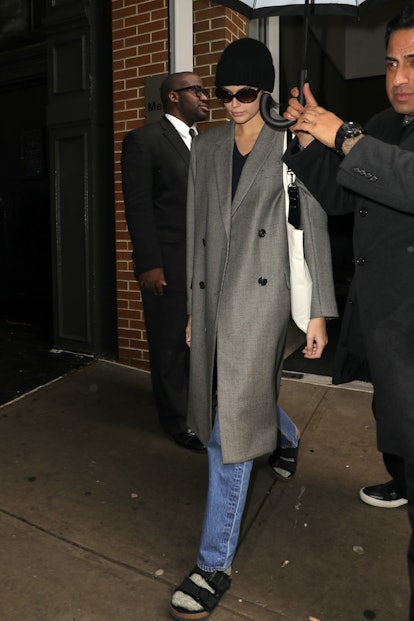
283,3,414,618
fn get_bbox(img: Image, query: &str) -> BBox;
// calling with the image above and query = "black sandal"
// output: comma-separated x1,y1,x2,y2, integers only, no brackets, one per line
268,439,300,480
170,566,231,620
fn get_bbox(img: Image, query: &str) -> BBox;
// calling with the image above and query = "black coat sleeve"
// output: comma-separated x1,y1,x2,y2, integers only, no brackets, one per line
121,129,163,277
283,121,414,217
282,138,356,216
337,135,414,215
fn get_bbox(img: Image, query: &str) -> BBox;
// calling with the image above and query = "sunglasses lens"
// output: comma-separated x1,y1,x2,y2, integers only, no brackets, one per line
193,86,208,97
215,87,232,103
215,87,259,103
236,88,259,103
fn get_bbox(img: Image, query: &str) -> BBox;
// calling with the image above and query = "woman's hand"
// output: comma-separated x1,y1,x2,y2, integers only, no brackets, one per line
302,317,328,359
186,315,192,348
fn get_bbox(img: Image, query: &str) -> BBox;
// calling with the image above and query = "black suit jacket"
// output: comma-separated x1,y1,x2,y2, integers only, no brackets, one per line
121,116,191,291
284,108,414,461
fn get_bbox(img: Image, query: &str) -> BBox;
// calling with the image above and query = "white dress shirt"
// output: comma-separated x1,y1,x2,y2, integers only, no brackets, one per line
165,113,197,150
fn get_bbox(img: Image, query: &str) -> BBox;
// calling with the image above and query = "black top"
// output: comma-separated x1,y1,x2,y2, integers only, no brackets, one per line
232,142,249,200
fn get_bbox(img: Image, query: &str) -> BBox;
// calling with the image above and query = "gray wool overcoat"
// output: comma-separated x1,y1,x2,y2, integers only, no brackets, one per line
187,120,338,463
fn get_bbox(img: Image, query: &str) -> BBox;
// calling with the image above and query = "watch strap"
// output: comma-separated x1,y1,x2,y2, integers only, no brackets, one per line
335,122,365,156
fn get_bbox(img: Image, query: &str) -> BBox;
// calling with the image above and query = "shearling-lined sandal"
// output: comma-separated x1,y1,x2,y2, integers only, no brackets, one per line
268,440,300,480
169,566,231,620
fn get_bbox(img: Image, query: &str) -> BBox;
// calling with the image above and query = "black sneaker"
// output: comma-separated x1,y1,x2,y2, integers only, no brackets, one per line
359,480,408,508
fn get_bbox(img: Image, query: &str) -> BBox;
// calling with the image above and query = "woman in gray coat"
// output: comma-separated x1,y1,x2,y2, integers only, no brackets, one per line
169,39,338,621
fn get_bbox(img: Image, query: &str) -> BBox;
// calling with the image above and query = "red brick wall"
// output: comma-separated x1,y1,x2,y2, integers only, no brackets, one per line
112,0,247,370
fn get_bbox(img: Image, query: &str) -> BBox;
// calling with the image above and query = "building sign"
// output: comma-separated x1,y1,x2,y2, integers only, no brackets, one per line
145,74,168,124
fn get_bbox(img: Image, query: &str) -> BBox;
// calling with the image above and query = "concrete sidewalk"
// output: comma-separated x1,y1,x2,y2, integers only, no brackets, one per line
0,360,409,621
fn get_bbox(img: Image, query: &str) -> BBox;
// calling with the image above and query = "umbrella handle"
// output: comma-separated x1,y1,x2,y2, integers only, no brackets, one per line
260,68,307,129
260,94,294,128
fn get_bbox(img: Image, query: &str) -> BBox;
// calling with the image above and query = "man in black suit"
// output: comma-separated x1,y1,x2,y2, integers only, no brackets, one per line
121,72,209,452
283,3,414,616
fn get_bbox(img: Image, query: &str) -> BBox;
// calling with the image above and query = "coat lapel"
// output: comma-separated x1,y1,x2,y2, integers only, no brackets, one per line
212,122,234,238
231,123,284,216
160,116,190,166
211,121,285,234
401,117,414,147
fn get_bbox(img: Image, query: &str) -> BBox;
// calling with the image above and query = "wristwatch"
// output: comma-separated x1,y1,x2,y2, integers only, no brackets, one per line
334,122,365,155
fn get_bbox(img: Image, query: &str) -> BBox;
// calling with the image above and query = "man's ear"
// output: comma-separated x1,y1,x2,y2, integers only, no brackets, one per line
169,90,179,104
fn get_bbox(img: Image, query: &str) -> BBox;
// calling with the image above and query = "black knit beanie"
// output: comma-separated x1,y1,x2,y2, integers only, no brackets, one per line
215,38,275,92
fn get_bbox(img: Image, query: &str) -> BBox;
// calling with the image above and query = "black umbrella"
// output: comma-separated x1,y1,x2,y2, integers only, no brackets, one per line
213,0,392,127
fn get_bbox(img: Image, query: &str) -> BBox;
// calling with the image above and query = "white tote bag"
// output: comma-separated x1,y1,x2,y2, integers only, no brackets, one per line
283,135,312,333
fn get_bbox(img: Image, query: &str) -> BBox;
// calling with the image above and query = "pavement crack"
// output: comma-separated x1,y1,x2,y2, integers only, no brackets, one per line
0,505,168,584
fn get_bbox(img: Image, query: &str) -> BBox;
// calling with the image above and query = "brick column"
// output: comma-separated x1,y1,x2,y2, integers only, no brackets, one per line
112,0,247,370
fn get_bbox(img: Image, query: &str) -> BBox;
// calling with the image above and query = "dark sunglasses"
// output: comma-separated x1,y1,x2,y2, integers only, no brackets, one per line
215,86,260,104
174,84,209,98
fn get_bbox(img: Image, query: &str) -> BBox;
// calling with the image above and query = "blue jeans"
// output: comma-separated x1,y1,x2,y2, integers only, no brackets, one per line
196,405,298,572
277,405,298,449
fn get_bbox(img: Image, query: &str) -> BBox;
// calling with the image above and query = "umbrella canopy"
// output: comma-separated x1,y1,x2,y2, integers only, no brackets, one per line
212,0,392,126
213,0,391,19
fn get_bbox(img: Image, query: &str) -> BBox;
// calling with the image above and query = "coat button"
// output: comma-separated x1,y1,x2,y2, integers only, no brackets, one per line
258,277,268,286
359,207,368,217
199,281,205,289
355,256,366,266
258,229,266,237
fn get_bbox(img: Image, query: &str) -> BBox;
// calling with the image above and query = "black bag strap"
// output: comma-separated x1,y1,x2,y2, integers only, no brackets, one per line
284,132,301,229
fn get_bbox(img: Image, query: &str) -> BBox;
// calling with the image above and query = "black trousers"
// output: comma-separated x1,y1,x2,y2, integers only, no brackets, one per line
141,288,189,436
384,451,407,496
372,395,407,495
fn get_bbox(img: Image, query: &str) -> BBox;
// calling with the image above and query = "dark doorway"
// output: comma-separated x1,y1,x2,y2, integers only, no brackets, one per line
0,79,52,329
0,77,91,401
0,1,116,397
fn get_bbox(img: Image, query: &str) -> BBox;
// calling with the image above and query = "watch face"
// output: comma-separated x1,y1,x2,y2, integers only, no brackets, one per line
345,122,363,137
335,122,364,155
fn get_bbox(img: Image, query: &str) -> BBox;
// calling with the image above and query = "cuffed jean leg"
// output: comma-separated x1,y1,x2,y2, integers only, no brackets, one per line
277,405,298,449
197,413,253,573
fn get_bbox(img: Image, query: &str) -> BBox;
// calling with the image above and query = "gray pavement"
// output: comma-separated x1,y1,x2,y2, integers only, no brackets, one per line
0,359,410,621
